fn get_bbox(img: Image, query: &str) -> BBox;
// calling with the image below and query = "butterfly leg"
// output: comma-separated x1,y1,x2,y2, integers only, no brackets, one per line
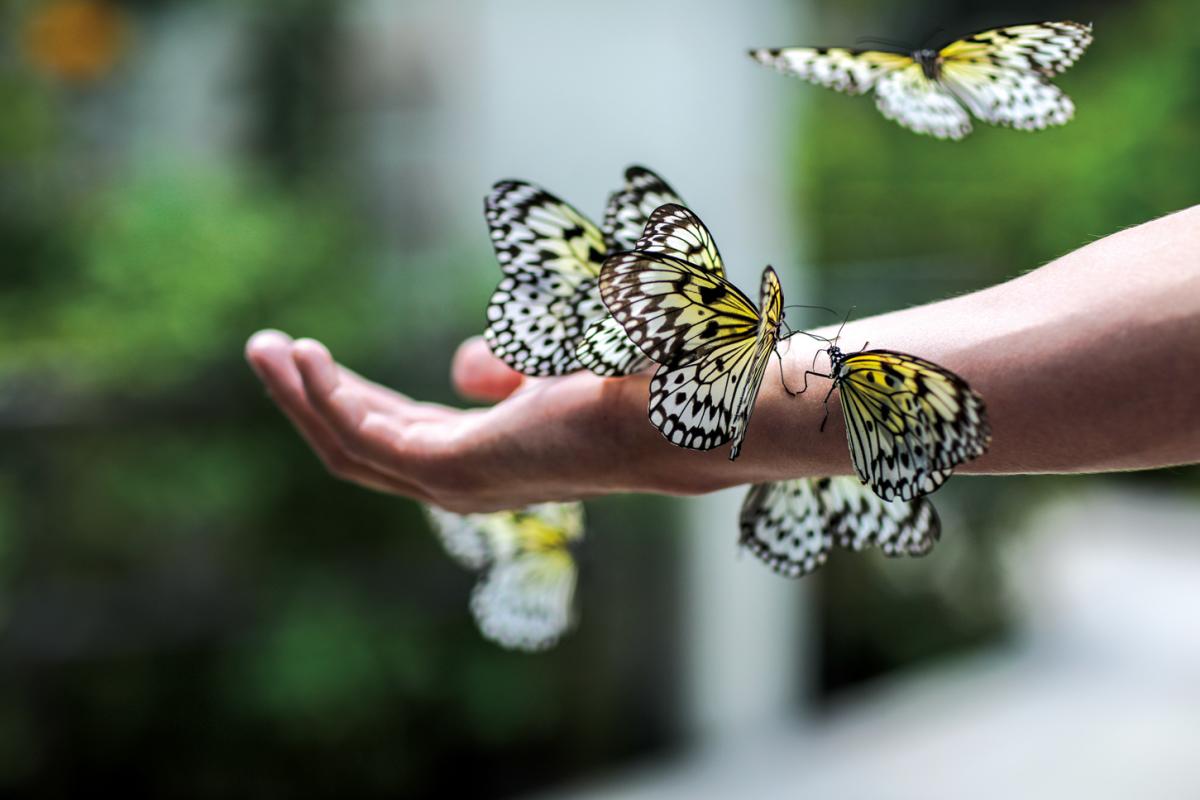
818,383,837,432
777,353,798,397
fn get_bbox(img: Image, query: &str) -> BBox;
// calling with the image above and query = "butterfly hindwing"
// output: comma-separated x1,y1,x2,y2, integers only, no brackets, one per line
834,350,990,501
874,64,973,140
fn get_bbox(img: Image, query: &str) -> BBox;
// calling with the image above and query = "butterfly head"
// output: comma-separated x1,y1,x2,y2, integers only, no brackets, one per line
913,48,942,80
827,344,845,371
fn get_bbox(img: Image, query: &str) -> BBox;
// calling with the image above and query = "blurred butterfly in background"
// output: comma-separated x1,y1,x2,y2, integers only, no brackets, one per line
750,20,1093,140
599,204,785,459
739,476,940,578
424,502,583,652
803,339,991,502
483,167,685,377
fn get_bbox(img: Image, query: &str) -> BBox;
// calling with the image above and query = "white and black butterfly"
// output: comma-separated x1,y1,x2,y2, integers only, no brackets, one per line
739,476,940,578
751,21,1093,139
483,167,684,376
425,503,583,652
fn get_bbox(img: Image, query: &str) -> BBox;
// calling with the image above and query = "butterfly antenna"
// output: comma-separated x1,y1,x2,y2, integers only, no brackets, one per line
855,35,914,51
783,303,840,317
918,26,945,48
832,306,854,347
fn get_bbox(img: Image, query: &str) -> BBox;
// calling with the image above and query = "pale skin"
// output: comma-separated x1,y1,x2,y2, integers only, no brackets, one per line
245,205,1200,513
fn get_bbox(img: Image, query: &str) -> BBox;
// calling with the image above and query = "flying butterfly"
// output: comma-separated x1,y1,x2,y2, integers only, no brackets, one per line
424,502,583,652
750,21,1093,139
599,204,785,460
739,476,940,578
800,338,990,502
483,167,684,377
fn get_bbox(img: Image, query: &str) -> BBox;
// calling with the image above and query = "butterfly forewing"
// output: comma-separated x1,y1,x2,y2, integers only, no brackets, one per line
940,21,1093,76
600,252,759,364
748,47,912,94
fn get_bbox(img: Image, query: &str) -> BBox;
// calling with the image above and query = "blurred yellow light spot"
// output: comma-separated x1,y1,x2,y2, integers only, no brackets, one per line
23,0,129,83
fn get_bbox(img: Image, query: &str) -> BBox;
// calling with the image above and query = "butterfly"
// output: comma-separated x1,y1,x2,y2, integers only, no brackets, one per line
739,476,940,577
802,343,990,502
424,502,583,652
483,167,684,377
749,21,1093,140
599,204,784,459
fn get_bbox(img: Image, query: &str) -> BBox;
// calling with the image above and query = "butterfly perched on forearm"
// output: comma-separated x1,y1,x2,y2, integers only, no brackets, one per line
598,204,784,460
750,21,1093,139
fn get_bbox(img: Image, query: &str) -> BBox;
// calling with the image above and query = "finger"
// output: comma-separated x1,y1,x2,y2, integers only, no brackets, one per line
245,331,431,499
292,338,440,477
336,365,457,421
451,336,524,402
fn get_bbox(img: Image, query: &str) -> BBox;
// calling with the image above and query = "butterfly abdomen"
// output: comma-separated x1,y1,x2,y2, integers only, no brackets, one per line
913,48,941,80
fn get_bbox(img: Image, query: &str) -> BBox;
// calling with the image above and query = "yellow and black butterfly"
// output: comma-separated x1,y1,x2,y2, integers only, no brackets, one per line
750,21,1093,140
740,476,940,578
483,167,684,376
803,342,990,502
424,503,583,652
599,204,784,460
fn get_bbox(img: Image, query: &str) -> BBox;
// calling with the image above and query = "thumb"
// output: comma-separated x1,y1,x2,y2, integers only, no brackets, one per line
452,336,525,402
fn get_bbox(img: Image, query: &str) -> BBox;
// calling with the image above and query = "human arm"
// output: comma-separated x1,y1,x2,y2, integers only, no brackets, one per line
244,204,1200,513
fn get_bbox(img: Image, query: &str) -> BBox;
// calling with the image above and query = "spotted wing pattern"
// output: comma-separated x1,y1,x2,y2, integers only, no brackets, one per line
483,181,608,376
750,21,1092,138
739,476,941,578
834,350,990,501
424,503,583,652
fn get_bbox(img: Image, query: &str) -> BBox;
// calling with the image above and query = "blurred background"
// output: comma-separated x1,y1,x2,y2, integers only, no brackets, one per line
1,0,1197,796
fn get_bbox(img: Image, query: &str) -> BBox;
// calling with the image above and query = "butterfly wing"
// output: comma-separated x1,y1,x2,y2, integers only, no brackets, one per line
601,244,776,456
739,476,941,577
426,503,583,652
483,181,609,376
602,166,686,252
836,350,990,501
819,476,941,556
874,64,973,139
578,202,725,376
739,479,833,578
940,21,1093,76
749,47,912,95
424,505,491,570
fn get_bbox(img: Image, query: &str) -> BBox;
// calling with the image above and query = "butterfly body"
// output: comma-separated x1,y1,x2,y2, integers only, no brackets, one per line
750,21,1093,139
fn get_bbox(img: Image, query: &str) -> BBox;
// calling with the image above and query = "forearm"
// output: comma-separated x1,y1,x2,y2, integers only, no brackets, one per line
732,203,1200,484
